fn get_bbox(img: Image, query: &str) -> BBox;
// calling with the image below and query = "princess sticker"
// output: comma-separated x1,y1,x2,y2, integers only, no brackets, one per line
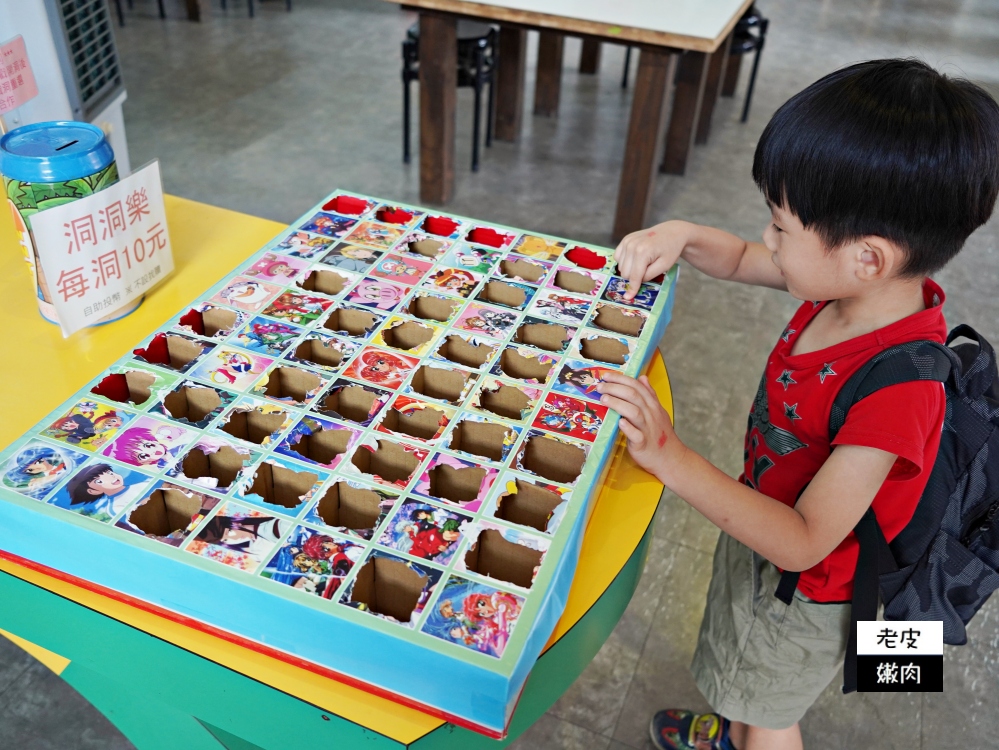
379,501,470,565
189,348,273,390
370,254,432,286
102,417,195,469
232,318,305,356
44,400,135,451
48,462,154,523
299,212,358,239
442,244,499,275
274,231,334,259
512,234,566,262
344,221,406,250
602,277,659,310
211,277,280,313
553,360,617,399
421,267,479,298
2,441,88,500
529,291,592,324
244,253,308,283
187,504,286,571
343,348,419,389
262,292,333,325
454,304,519,340
319,243,384,273
421,576,524,657
345,278,407,311
261,526,364,598
531,392,608,443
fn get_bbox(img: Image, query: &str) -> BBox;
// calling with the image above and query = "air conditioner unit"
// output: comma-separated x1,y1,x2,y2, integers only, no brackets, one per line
0,0,131,175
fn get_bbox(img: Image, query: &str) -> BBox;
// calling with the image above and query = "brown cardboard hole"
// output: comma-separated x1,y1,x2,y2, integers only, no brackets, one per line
594,306,645,337
464,529,543,589
479,384,531,420
246,461,319,508
514,323,569,352
163,386,222,423
499,259,544,283
135,334,205,371
408,239,444,258
128,488,202,537
580,336,629,365
522,435,586,484
495,480,563,532
435,335,495,368
449,419,512,461
479,281,526,308
318,385,377,423
294,338,344,368
428,464,487,504
381,321,434,352
180,445,245,489
262,367,322,403
180,306,239,337
298,269,350,296
410,366,469,404
351,440,419,484
323,308,379,336
499,349,552,382
221,408,287,444
406,295,458,322
91,370,156,405
554,270,596,295
290,426,352,465
381,406,445,440
315,482,382,530
350,557,427,622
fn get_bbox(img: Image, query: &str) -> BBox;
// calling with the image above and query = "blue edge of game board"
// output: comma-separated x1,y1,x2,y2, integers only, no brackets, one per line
0,193,677,738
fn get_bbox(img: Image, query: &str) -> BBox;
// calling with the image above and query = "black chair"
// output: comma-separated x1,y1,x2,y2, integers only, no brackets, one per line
402,20,498,173
729,5,769,122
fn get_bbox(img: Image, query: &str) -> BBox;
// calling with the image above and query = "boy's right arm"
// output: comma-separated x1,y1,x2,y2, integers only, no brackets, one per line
614,220,787,299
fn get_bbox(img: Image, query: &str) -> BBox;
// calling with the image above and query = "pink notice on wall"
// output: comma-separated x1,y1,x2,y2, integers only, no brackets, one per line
0,36,40,114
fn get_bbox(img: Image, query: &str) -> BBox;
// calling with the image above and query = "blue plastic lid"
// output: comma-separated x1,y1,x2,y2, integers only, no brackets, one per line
0,121,115,183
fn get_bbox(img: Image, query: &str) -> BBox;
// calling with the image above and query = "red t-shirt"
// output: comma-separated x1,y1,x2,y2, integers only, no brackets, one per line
742,279,948,601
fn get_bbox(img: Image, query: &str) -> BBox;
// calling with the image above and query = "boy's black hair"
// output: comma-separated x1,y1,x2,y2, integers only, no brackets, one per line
753,59,999,276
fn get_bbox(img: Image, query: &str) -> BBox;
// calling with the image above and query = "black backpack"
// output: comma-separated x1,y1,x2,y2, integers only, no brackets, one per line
775,324,999,693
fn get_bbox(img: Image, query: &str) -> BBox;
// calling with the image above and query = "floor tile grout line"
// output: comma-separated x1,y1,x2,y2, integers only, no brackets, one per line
0,662,38,703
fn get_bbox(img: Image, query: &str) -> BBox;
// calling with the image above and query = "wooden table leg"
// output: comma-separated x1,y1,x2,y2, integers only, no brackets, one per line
579,38,601,74
533,31,565,117
184,0,201,21
494,26,527,142
612,48,677,242
695,35,731,145
721,52,742,96
418,11,457,204
660,51,709,176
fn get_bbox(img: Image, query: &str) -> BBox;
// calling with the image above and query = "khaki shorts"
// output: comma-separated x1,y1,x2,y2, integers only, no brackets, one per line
690,533,851,729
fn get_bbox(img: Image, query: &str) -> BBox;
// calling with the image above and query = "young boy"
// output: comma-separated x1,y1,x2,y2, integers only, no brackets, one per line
600,59,999,750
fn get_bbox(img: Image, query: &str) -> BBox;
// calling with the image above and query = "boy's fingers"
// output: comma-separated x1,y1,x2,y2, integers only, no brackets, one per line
596,381,645,403
599,371,638,386
618,418,646,447
600,394,647,430
636,375,665,412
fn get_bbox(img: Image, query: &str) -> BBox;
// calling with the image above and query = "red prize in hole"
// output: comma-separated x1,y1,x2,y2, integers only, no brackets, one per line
467,227,507,248
377,206,413,224
565,246,606,270
323,195,368,215
423,215,459,236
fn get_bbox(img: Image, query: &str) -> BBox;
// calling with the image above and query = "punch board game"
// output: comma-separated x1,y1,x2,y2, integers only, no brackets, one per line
0,191,676,737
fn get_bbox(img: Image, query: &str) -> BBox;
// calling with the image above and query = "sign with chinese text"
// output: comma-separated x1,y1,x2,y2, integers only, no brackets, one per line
0,36,39,114
857,620,943,692
31,161,174,336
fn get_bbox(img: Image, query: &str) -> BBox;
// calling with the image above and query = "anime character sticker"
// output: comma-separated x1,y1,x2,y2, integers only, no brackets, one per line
261,526,364,598
313,379,390,426
211,277,281,313
442,244,500,275
43,400,134,451
301,479,399,540
553,360,618,400
187,503,286,571
532,392,608,443
421,267,480,298
48,461,154,523
379,500,470,564
261,292,333,325
413,453,498,512
243,252,309,283
529,290,592,324
511,234,566,262
376,395,454,443
115,482,220,547
102,417,195,469
369,254,432,287
299,212,358,240
343,347,419,389
421,576,525,657
454,304,519,340
275,416,361,470
2,440,88,501
344,221,406,250
189,348,272,390
319,243,384,273
602,276,659,310
274,231,335,259
339,550,442,627
232,318,305,356
345,277,407,311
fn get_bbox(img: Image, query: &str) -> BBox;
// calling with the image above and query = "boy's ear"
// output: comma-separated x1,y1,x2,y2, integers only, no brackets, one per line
855,237,901,281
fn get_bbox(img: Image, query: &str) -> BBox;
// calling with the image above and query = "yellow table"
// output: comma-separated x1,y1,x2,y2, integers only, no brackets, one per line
0,197,672,748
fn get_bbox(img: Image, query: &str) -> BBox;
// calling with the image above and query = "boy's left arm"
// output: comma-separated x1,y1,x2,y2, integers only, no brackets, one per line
598,373,897,572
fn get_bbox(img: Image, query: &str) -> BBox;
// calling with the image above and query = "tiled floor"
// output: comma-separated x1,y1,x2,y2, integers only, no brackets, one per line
2,0,998,746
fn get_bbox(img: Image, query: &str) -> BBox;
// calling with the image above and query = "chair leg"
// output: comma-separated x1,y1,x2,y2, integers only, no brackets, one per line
740,36,765,122
126,0,133,8
403,78,412,164
472,49,485,172
221,0,226,10
286,0,291,9
113,0,125,27
485,73,496,148
621,46,632,89
248,0,254,17
157,0,165,18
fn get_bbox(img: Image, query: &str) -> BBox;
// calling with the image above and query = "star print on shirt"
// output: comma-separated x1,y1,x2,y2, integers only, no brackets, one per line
818,363,837,383
776,370,797,390
784,402,802,422
781,327,797,342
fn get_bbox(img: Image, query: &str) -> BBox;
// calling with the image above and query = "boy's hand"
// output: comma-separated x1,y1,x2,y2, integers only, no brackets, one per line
598,372,686,482
613,221,687,300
